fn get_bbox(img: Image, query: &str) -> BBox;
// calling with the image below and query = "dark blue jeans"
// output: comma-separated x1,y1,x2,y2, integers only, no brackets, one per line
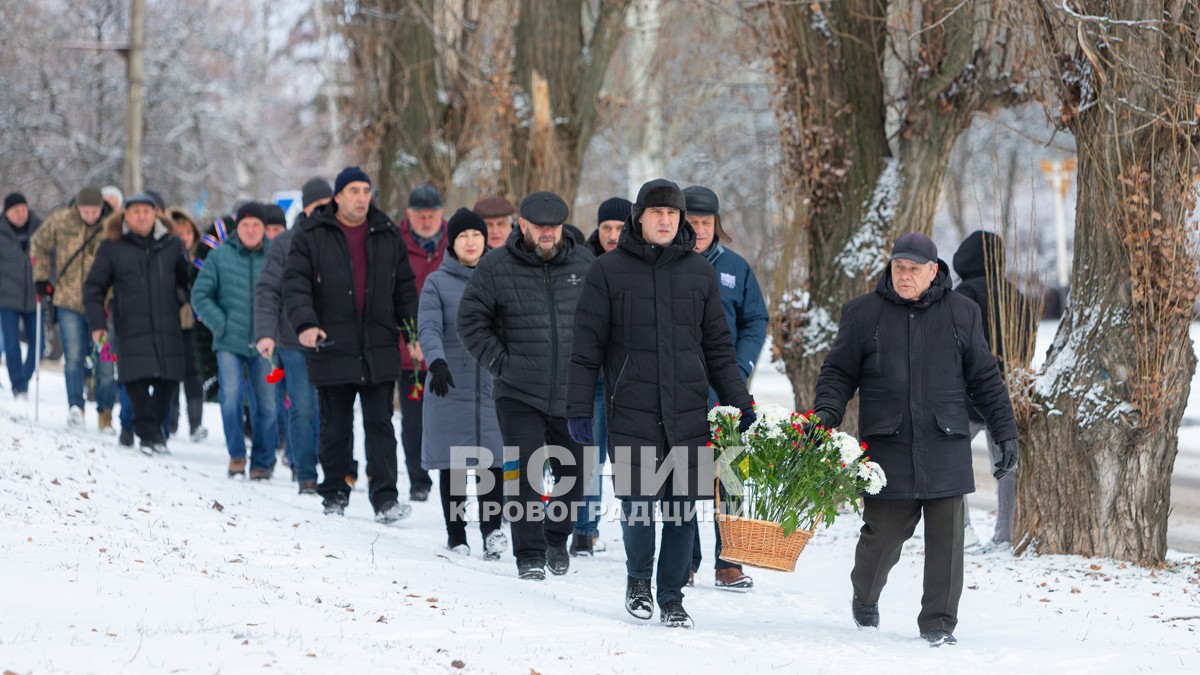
279,347,319,483
0,308,37,393
58,308,115,411
216,350,277,471
621,488,697,608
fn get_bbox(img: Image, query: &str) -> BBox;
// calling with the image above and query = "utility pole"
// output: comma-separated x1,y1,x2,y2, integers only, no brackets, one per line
125,0,145,195
64,0,144,195
1040,158,1076,290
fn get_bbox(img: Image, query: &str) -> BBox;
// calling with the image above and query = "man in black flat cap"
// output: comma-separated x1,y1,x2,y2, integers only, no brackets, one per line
457,190,595,581
812,231,1018,647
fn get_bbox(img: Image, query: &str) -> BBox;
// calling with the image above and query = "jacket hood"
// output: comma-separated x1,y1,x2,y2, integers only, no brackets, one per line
952,230,1004,281
876,258,953,308
437,253,474,280
584,228,608,257
105,208,172,242
616,213,698,267
311,200,395,234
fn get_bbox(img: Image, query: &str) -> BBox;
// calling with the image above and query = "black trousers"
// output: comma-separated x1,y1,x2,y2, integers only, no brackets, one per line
439,468,504,547
317,382,398,511
398,370,432,493
494,397,584,563
851,496,965,634
124,378,179,445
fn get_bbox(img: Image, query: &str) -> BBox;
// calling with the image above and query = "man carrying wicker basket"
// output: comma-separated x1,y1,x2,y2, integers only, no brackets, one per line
812,232,1018,647
566,179,755,629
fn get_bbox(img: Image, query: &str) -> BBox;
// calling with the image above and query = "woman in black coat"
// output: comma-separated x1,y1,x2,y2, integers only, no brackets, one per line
84,197,189,453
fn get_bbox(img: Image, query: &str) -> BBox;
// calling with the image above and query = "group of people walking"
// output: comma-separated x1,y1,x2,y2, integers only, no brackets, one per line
2,169,1026,642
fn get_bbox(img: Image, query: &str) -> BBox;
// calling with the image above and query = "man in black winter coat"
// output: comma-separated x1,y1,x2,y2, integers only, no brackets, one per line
812,232,1018,647
566,179,755,629
283,167,419,523
952,230,1036,549
83,194,189,454
456,190,594,582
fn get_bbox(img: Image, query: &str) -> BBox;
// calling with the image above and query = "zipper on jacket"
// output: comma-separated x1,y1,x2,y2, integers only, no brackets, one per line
475,363,481,447
545,264,558,413
610,355,629,406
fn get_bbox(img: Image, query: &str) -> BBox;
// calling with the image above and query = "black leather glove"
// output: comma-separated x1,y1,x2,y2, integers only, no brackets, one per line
35,280,54,298
805,408,840,434
994,439,1018,479
568,416,594,445
738,406,757,433
427,359,454,397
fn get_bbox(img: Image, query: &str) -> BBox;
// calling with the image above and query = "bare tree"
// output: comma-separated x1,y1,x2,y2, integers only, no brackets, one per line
754,0,1034,423
1016,0,1200,566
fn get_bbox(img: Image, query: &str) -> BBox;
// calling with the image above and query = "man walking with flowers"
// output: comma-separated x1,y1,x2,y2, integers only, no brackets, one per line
567,179,755,628
812,232,1018,647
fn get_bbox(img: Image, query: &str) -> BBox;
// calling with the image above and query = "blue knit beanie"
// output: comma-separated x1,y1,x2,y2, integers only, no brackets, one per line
334,166,372,196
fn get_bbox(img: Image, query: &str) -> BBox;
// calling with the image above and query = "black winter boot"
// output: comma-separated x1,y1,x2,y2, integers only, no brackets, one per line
625,576,653,620
852,596,880,628
659,599,693,628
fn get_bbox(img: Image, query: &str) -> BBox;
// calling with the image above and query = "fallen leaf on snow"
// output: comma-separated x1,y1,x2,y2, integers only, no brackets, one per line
51,479,61,486
137,507,150,513
451,660,465,669
212,500,225,512
376,615,387,623
426,598,438,603
79,491,89,499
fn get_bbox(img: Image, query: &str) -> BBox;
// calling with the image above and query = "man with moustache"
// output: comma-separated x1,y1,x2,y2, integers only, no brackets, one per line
457,191,595,581
472,196,517,251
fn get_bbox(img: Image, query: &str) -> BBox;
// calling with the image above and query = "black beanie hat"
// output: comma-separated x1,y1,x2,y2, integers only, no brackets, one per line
301,177,333,208
334,166,372,196
447,207,487,244
263,204,287,227
596,197,632,224
236,201,267,224
4,192,27,211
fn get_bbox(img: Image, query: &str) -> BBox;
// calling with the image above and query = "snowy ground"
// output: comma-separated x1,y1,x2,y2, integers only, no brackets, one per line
2,335,1200,673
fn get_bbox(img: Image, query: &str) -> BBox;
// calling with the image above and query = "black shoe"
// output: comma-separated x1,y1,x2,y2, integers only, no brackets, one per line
137,440,156,457
659,599,693,628
546,542,570,575
118,429,134,448
921,630,957,647
374,501,413,524
569,532,594,557
517,558,546,581
323,497,347,516
409,487,430,502
852,596,880,628
625,576,653,620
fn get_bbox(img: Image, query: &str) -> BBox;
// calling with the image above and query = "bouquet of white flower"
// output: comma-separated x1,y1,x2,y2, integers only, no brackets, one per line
708,404,886,571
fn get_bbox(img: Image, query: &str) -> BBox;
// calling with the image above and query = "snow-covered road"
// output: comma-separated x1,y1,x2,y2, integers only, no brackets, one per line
2,336,1199,673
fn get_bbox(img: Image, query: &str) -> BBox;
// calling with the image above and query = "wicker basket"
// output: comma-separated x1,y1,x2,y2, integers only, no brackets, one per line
714,478,822,572
715,512,819,572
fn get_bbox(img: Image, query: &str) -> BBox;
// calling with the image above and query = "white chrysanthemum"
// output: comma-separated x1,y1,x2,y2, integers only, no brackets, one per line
748,404,791,439
833,431,862,465
859,461,886,495
708,405,743,424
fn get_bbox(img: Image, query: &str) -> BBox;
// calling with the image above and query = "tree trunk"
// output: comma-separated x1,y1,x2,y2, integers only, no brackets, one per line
1016,0,1200,565
500,0,631,207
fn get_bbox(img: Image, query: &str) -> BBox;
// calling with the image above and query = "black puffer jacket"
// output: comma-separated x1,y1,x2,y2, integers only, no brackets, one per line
813,260,1017,500
457,227,595,417
83,212,188,383
283,203,419,387
567,218,752,498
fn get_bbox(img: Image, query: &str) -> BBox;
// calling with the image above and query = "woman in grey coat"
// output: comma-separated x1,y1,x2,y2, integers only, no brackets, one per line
420,208,507,560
